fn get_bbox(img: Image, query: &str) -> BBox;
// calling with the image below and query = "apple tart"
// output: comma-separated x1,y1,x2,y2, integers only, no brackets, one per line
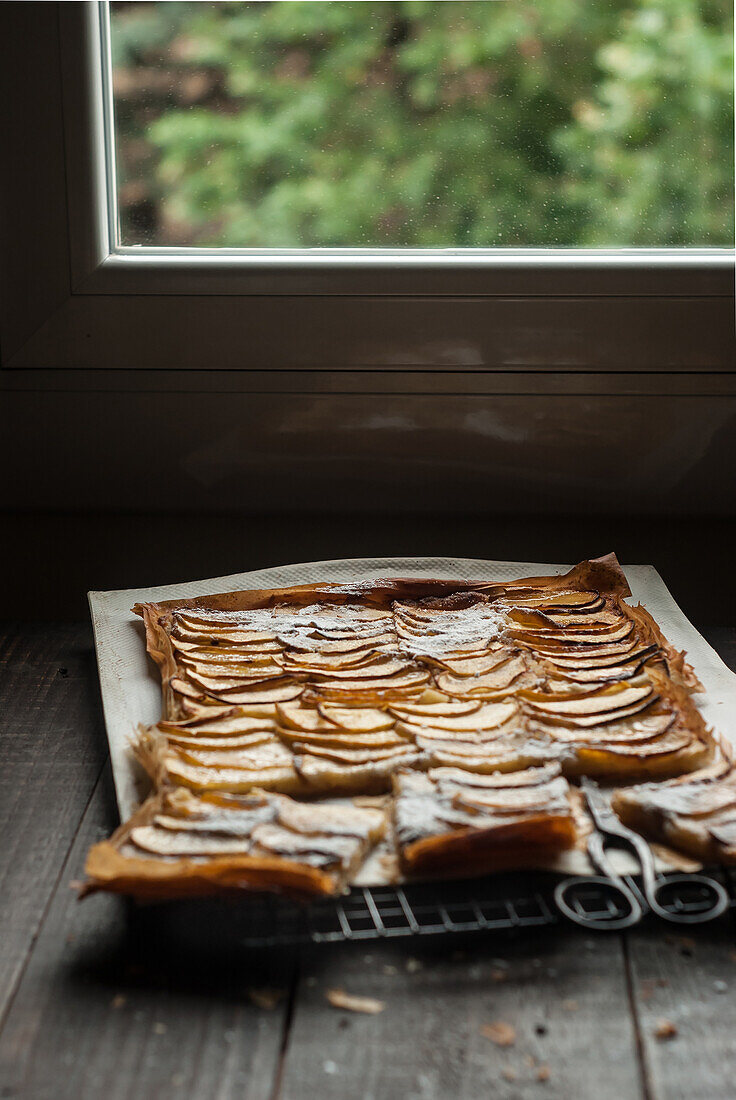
83,555,725,899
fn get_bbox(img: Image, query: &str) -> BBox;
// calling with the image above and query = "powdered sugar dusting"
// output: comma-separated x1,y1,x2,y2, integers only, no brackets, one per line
395,605,506,658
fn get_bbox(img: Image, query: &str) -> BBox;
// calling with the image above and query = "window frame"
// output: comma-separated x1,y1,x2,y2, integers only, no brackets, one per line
0,1,733,374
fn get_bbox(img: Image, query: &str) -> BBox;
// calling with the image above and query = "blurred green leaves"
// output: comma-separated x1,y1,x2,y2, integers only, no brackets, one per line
111,0,734,247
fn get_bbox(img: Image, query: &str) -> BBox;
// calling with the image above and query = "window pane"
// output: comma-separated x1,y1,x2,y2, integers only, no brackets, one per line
109,0,734,248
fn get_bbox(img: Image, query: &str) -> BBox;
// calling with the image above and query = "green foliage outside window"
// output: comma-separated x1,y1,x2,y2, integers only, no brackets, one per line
110,0,734,247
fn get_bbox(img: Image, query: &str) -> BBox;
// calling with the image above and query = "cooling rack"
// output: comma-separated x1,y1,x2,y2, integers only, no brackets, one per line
134,870,736,949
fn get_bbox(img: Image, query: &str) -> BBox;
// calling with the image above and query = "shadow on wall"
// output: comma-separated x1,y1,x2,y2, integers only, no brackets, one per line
3,511,735,623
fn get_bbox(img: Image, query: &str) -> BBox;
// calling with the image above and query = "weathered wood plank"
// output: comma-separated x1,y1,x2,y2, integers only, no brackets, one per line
624,625,736,1100
278,930,644,1100
0,624,107,1019
0,761,295,1100
626,919,736,1100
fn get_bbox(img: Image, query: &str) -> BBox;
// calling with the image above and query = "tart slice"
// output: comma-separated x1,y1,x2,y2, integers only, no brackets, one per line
520,668,713,781
83,787,388,899
612,757,736,864
392,763,577,877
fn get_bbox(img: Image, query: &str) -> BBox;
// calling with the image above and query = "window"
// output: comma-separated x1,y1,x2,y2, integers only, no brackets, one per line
0,2,732,375
0,2,733,523
108,0,734,253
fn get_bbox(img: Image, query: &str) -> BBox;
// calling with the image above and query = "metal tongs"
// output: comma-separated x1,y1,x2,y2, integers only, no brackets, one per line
554,777,730,930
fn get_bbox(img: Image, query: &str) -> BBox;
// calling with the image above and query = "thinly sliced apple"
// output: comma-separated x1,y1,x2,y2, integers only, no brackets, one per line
543,609,623,628
391,701,518,732
172,638,284,657
449,776,570,813
397,718,516,744
543,660,650,685
305,657,412,682
506,590,602,610
389,700,481,718
290,742,415,765
251,823,361,868
511,619,635,646
182,658,286,680
542,644,657,670
525,696,660,728
295,751,425,793
174,614,277,640
158,707,254,731
206,682,305,705
314,669,431,694
516,635,641,658
431,763,562,787
163,759,302,793
432,651,516,678
162,731,275,750
529,711,676,744
435,655,527,697
276,701,339,732
170,677,212,701
173,626,283,646
278,727,407,750
414,735,513,757
282,649,386,672
508,606,623,631
160,715,276,737
421,745,543,773
153,805,272,835
275,799,386,838
522,680,653,716
307,622,393,640
185,665,289,690
130,827,253,857
317,704,395,732
576,728,694,758
287,632,396,655
169,738,293,768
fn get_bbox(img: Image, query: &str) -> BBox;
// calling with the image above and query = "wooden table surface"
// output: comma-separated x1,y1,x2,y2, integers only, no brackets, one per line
1,624,735,1100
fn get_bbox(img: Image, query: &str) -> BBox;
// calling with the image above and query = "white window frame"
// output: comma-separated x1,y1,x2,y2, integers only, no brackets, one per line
1,1,733,377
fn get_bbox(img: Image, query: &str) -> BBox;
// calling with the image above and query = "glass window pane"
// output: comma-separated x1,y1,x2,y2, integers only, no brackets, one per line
108,0,734,248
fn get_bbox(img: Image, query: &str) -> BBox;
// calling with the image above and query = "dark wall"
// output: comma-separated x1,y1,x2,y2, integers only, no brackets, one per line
5,510,734,626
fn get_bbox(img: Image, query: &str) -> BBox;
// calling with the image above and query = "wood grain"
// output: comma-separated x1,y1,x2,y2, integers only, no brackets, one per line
278,931,643,1100
0,625,106,1019
0,762,295,1100
0,624,733,1100
623,627,736,1100
626,918,736,1100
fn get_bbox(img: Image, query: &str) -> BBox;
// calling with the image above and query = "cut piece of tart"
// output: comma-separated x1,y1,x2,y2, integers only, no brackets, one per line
611,757,736,864
392,763,577,877
83,787,388,899
519,668,713,782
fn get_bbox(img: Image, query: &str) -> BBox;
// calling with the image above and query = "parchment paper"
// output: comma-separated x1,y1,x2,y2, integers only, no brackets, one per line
89,557,736,879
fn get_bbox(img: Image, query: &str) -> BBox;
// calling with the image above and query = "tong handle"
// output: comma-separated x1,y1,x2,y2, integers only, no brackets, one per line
554,871,644,931
556,828,730,929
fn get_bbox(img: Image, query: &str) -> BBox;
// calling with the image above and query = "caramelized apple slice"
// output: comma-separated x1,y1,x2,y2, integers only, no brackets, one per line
528,711,676,744
278,727,407,750
317,704,395,732
276,701,340,732
391,700,517,732
202,682,305,705
435,654,527,697
159,714,277,737
389,700,480,718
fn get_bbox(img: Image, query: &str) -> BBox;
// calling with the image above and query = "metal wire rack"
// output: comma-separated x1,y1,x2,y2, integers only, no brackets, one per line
143,870,735,949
